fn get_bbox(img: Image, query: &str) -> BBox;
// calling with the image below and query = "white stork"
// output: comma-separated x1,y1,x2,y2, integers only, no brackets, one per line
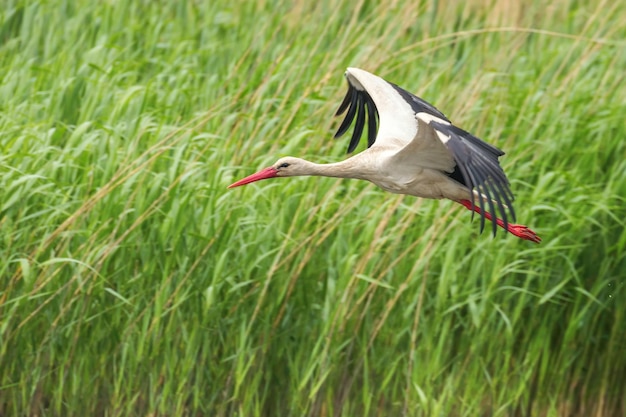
229,68,540,243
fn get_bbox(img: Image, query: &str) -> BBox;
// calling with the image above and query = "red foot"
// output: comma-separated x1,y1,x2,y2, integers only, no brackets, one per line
459,200,541,243
507,224,541,243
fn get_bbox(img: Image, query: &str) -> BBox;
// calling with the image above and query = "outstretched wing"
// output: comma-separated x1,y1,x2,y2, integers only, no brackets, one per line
333,67,516,236
334,67,449,153
418,113,516,235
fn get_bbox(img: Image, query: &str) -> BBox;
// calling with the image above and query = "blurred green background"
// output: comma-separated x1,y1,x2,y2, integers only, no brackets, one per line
1,1,624,416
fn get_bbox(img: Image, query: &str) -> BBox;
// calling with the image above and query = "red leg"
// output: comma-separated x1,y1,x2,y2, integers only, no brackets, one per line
459,200,541,243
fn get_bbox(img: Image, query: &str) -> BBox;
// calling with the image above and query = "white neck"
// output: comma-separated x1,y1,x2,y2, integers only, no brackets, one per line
295,155,374,180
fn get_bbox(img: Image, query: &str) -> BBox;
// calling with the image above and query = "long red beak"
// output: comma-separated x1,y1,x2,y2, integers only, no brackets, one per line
228,167,278,188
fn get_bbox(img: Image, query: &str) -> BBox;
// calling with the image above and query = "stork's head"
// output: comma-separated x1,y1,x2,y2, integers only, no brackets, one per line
228,157,307,188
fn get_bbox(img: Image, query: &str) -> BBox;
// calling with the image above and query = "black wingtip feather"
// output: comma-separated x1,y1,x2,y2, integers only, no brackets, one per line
431,120,516,235
335,82,353,116
334,82,380,154
347,96,366,153
334,87,358,139
471,155,509,235
366,98,377,148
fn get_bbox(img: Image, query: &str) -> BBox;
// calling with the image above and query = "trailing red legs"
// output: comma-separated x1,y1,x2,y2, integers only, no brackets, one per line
459,200,541,243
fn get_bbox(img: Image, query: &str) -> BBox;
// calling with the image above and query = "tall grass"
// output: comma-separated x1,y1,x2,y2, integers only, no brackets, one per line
1,0,625,415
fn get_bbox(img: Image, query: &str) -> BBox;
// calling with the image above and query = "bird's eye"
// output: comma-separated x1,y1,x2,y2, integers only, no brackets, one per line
278,162,290,169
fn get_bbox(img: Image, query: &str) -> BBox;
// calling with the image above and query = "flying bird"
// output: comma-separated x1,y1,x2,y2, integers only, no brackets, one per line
229,68,540,243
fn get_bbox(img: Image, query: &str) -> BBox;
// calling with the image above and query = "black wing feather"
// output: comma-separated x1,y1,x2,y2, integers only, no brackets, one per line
334,82,379,154
365,98,378,148
335,83,353,116
348,95,366,153
334,86,358,139
430,120,516,234
389,83,450,122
